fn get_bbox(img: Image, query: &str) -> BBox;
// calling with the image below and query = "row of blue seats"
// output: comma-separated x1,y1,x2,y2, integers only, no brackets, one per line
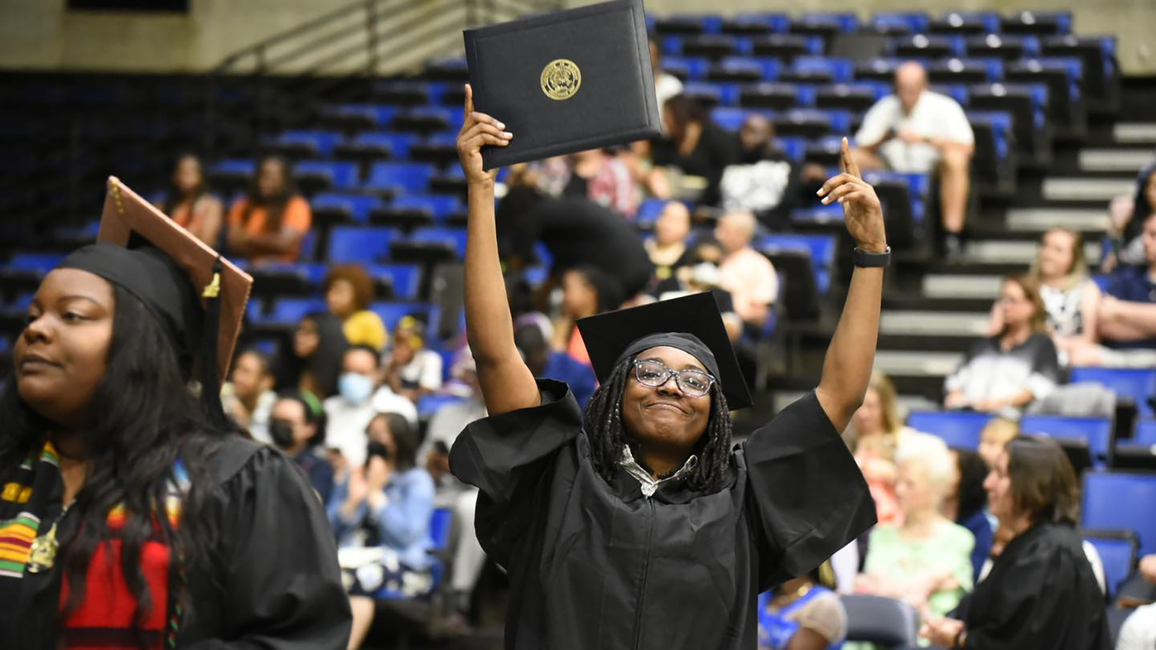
247,295,439,336
647,11,1073,37
213,159,442,195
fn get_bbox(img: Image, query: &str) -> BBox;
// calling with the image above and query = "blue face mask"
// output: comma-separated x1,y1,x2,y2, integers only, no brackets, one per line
339,372,375,405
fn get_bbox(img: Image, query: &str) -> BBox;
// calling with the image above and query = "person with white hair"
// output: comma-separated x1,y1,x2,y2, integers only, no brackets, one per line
855,434,975,620
715,209,778,334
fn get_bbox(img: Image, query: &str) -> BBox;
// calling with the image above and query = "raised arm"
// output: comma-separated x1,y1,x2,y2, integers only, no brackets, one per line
457,84,541,416
814,138,887,432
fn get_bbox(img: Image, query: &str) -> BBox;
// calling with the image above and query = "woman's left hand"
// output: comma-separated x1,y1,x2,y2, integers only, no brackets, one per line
818,137,887,253
920,617,966,648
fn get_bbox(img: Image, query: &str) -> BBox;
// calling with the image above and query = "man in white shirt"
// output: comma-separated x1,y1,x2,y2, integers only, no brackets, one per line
853,61,975,257
714,210,778,334
650,40,683,113
324,345,418,468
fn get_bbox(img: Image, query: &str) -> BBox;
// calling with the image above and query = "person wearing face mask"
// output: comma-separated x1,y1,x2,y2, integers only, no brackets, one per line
269,390,334,504
324,345,418,470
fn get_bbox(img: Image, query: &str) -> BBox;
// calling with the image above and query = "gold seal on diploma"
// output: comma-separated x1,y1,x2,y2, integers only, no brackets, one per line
541,59,582,100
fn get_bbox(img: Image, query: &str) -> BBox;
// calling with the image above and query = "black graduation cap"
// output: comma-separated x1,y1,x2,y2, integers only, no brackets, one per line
576,292,753,409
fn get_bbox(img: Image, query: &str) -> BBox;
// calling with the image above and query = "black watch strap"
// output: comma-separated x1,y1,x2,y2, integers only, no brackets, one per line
853,246,892,268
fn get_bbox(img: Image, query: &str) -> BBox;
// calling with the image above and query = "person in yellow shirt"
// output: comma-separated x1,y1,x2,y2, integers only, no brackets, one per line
325,264,388,351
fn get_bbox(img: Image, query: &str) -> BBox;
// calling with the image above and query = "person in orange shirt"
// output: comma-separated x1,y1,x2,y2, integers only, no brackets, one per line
160,153,224,248
227,155,312,263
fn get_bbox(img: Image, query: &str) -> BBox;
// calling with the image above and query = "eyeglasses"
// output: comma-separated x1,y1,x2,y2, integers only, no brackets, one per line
632,359,715,398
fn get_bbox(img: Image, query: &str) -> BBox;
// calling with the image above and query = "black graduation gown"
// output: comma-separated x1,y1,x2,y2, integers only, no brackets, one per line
958,522,1110,650
449,380,875,650
6,437,351,650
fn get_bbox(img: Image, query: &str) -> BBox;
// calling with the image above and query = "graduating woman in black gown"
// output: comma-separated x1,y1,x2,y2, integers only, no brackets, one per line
922,435,1110,649
0,179,350,649
449,85,887,650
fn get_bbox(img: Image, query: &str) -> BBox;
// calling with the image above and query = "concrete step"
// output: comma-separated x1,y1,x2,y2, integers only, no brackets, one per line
874,350,963,378
1080,148,1155,173
963,239,1100,265
881,310,990,337
1114,123,1156,144
772,390,946,417
1004,207,1109,233
1042,177,1136,202
923,273,1003,299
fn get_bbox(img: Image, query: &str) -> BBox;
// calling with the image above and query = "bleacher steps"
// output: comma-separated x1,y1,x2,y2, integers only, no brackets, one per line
922,273,1003,299
873,350,964,378
1113,123,1156,144
963,239,1101,264
1042,177,1136,202
1079,149,1155,173
1004,207,1109,232
881,310,989,337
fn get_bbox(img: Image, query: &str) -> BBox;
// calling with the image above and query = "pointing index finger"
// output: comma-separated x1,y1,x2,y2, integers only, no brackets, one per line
841,136,862,179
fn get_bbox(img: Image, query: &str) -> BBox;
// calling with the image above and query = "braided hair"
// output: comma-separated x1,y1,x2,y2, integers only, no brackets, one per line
582,356,733,493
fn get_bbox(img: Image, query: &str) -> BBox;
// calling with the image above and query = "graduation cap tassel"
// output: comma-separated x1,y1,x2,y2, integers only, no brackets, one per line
199,258,232,432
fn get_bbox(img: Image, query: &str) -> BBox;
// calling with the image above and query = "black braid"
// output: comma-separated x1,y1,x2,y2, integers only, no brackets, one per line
582,358,734,493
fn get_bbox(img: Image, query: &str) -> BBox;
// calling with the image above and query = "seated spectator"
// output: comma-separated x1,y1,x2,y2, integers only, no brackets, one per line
274,311,348,399
655,262,744,343
510,149,642,218
720,115,829,229
945,275,1061,414
552,265,625,367
325,264,388,351
644,201,695,282
384,315,443,402
758,562,847,650
942,449,995,584
329,414,435,650
1106,161,1156,271
160,153,223,247
269,390,335,504
650,39,683,111
227,155,312,263
715,210,779,334
852,61,974,257
515,314,597,409
652,94,739,205
848,372,920,526
856,435,974,620
977,417,1020,469
921,436,1110,649
222,348,277,443
326,345,418,468
1079,211,1156,366
989,228,1101,365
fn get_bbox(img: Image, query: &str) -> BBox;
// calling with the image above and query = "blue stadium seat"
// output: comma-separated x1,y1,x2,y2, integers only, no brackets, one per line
711,107,771,132
327,226,397,264
934,12,1001,35
796,13,859,33
862,170,931,224
311,192,383,223
788,57,853,83
1134,419,1156,445
712,56,779,82
772,136,807,162
682,82,723,106
365,264,422,301
3,253,67,275
326,104,397,129
892,34,965,59
408,227,468,259
661,35,685,56
1083,472,1156,557
369,301,433,335
758,233,836,293
906,411,992,449
635,199,668,227
726,13,791,35
1020,415,1113,466
929,58,1004,85
1070,367,1156,418
348,132,421,160
663,56,711,80
366,162,438,195
273,131,344,157
813,82,889,112
210,158,255,176
417,394,467,420
870,12,929,34
738,82,799,110
264,297,328,325
295,161,359,191
931,83,970,105
1082,530,1138,599
391,195,464,222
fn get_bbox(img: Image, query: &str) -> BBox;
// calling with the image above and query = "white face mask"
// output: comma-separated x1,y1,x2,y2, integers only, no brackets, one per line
338,373,374,405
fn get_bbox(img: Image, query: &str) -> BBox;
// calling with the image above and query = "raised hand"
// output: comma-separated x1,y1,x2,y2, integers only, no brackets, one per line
817,137,887,253
456,84,512,185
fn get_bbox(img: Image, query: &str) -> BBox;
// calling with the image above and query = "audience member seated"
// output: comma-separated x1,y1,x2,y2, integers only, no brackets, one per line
325,264,388,351
921,436,1110,649
852,61,974,257
652,94,740,206
943,449,995,584
856,435,974,620
274,311,348,399
509,149,642,218
655,261,744,343
326,345,418,468
269,390,335,504
989,229,1101,365
848,372,919,527
329,414,435,650
1117,603,1156,650
720,115,828,229
715,210,778,335
977,417,1020,469
1106,161,1156,271
650,40,683,111
645,201,695,282
159,153,224,247
222,347,277,443
227,155,312,263
1118,553,1156,607
515,313,597,409
1078,211,1156,366
552,265,625,367
758,562,847,650
945,275,1061,414
384,315,443,402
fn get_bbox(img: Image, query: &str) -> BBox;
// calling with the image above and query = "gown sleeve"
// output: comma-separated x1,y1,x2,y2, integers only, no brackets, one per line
182,445,352,650
448,379,583,564
742,391,877,591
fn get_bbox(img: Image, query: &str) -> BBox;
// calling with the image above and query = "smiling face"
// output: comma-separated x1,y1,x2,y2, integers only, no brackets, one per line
1037,230,1077,281
15,268,116,430
620,346,713,460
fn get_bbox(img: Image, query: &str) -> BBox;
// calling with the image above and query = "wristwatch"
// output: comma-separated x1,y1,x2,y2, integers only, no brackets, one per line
853,246,892,268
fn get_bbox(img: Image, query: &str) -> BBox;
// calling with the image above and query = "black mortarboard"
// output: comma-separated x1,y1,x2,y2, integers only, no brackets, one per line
464,0,661,170
57,177,253,425
576,292,753,409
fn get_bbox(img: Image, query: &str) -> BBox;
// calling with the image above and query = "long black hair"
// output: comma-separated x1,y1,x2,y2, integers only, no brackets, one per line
582,357,733,492
954,448,989,523
0,285,227,648
241,154,296,233
161,153,209,216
